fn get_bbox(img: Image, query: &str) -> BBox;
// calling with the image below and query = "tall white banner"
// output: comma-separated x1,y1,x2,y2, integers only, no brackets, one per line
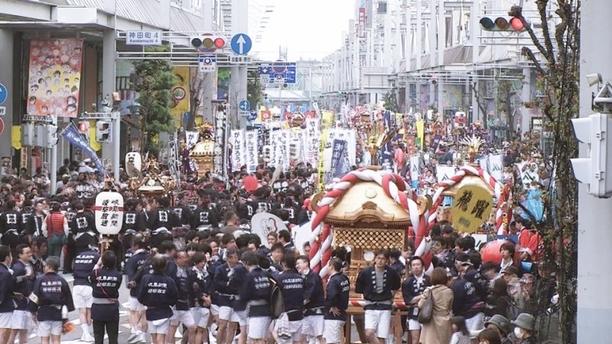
410,156,420,182
230,130,245,172
244,130,258,173
488,154,504,182
185,131,199,149
436,166,456,182
305,118,320,165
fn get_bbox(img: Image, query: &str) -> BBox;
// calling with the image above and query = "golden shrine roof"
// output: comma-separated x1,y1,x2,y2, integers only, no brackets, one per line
325,181,411,228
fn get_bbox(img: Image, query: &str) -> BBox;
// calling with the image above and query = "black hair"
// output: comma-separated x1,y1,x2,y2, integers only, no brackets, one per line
270,242,285,253
278,230,291,243
15,244,30,256
241,251,259,266
282,253,297,271
159,241,176,254
151,255,167,273
296,255,310,265
101,250,117,268
329,257,343,272
157,197,170,208
451,316,469,336
0,245,11,262
221,233,235,246
500,242,516,256
191,252,206,265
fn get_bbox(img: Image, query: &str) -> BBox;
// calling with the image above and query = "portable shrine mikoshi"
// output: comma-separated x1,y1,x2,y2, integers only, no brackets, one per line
307,168,430,343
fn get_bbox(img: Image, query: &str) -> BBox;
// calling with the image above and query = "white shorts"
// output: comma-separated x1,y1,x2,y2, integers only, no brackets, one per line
0,312,12,329
323,319,345,344
73,285,93,309
148,318,170,334
210,304,219,317
38,321,63,337
191,307,211,328
218,306,233,321
302,315,324,337
126,296,146,312
364,309,392,339
171,309,196,328
274,317,303,343
248,316,271,339
10,310,32,330
232,310,247,327
408,319,422,331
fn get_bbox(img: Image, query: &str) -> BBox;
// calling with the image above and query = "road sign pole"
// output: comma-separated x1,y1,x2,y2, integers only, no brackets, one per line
112,111,120,181
50,117,58,195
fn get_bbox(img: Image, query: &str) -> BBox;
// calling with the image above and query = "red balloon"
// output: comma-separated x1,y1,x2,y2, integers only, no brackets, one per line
243,176,259,192
480,239,512,265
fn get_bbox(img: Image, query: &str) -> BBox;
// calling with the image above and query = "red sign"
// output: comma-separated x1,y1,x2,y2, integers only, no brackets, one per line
0,117,5,135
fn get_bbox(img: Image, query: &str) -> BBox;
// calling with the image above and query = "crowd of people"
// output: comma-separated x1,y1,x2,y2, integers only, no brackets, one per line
0,117,556,344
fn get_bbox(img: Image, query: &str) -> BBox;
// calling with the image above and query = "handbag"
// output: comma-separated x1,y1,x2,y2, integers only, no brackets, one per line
418,287,434,324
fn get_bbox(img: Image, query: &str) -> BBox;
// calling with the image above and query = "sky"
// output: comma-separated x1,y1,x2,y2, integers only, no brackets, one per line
251,0,355,61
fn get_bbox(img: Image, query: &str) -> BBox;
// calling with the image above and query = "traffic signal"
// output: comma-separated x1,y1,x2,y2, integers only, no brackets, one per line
480,16,525,32
46,124,58,147
190,35,226,52
571,113,612,198
96,121,111,143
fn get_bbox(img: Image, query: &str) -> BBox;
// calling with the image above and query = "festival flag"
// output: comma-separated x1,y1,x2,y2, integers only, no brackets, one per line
61,123,105,175
416,119,425,148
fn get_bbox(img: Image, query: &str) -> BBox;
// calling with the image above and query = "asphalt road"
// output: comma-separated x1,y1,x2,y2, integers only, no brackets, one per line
25,273,366,344
27,273,192,344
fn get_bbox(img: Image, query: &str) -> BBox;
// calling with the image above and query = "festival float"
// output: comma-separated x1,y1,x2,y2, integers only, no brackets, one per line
189,123,216,176
306,168,430,342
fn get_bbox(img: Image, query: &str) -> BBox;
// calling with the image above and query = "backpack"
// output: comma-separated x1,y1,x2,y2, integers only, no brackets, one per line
269,278,284,319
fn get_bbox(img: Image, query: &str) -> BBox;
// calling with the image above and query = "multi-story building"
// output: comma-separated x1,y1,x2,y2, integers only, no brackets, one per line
0,0,220,176
324,0,549,135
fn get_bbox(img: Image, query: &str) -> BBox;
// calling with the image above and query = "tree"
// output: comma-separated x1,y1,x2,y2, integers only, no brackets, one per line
514,1,580,342
133,49,176,156
247,70,263,110
383,90,399,113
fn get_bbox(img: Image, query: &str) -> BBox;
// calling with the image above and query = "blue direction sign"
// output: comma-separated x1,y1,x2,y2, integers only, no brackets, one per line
0,83,7,105
258,62,297,84
247,111,257,121
239,99,250,112
231,33,252,55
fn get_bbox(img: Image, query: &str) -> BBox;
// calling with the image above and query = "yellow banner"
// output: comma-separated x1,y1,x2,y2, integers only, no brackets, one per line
321,111,334,130
11,126,21,150
450,184,493,233
416,119,424,148
89,124,101,152
170,67,190,126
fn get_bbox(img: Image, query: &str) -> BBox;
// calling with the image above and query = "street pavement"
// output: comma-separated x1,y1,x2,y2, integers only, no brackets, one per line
26,273,365,344
28,273,191,344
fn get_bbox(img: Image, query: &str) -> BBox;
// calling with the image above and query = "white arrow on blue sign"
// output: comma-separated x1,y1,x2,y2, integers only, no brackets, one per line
239,100,250,112
0,83,7,105
231,33,252,55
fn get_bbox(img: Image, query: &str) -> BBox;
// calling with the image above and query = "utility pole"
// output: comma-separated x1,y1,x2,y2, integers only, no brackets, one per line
577,0,612,342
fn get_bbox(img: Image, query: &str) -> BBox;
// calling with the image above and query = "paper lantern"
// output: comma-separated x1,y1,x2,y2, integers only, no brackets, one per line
243,176,259,192
480,239,512,265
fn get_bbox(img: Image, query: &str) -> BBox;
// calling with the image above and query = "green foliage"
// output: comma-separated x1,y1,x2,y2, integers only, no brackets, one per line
383,90,399,113
133,54,176,156
247,70,263,109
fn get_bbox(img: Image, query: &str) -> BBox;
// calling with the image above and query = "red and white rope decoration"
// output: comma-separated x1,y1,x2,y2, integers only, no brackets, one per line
309,166,511,276
415,165,509,258
308,169,423,276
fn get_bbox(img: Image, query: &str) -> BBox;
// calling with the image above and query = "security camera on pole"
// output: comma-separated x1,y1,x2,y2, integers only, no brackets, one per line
571,73,612,198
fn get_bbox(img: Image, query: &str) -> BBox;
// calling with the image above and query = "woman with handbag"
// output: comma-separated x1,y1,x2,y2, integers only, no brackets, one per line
417,267,454,344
